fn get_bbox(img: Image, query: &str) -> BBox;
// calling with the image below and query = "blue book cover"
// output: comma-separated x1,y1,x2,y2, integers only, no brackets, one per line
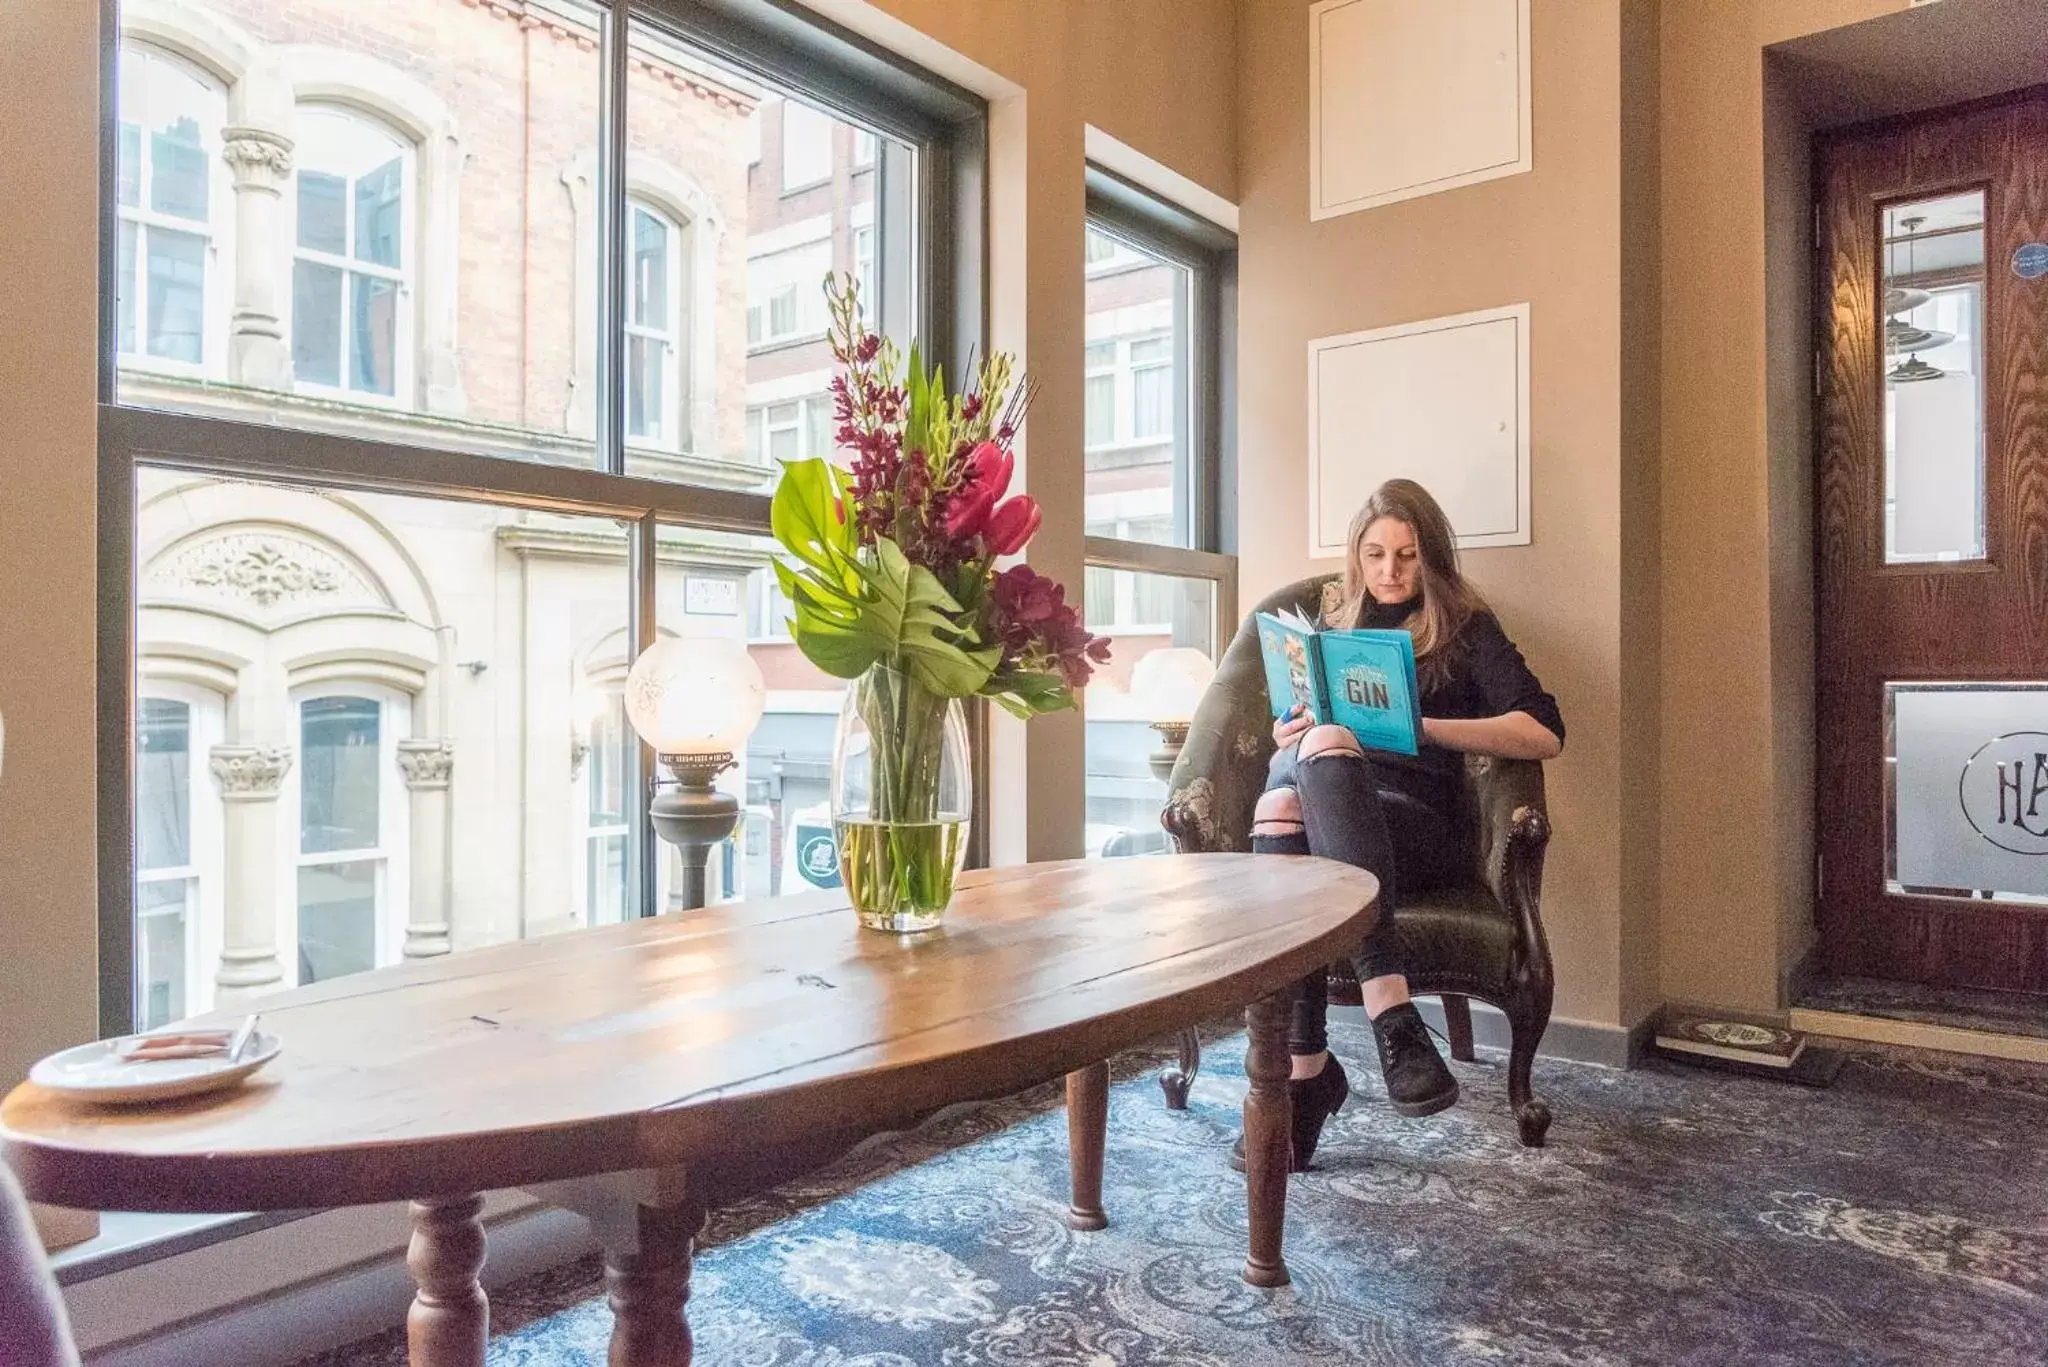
1256,610,1422,758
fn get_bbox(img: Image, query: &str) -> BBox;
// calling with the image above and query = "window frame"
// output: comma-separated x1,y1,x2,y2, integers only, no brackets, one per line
285,684,410,988
574,685,635,928
1080,171,1239,860
624,199,686,450
133,683,226,1029
96,0,988,1036
115,43,233,379
289,105,418,407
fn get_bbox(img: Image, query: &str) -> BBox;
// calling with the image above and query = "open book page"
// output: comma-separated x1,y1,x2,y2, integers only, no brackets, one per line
1255,612,1324,723
1272,604,1318,633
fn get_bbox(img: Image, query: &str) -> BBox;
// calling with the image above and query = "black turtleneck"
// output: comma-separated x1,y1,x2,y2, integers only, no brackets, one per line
1349,596,1566,810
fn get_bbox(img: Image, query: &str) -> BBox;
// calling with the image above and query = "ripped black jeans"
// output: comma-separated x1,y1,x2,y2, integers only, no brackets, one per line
1259,737,1466,1056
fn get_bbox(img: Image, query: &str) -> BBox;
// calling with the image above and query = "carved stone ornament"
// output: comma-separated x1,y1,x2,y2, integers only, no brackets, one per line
210,745,293,801
221,127,294,184
155,532,377,614
397,739,455,790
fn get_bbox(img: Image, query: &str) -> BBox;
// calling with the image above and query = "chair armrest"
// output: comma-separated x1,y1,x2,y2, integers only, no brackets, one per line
1467,755,1553,977
1161,680,1272,853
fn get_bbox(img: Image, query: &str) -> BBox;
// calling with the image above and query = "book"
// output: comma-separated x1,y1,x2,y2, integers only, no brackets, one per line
1653,1015,1808,1070
1255,607,1423,757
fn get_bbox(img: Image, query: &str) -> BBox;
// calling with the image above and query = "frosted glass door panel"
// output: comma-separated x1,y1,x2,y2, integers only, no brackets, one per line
1889,684,2048,903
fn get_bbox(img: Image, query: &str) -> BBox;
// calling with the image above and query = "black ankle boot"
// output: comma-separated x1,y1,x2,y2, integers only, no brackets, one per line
1230,1055,1350,1173
1371,1004,1459,1117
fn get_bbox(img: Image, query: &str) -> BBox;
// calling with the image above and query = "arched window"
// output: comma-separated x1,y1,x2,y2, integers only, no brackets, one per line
291,687,408,984
626,200,685,448
116,44,228,371
292,107,413,400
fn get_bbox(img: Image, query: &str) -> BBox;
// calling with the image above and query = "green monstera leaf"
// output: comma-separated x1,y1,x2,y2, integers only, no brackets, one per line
770,458,999,697
984,669,1076,720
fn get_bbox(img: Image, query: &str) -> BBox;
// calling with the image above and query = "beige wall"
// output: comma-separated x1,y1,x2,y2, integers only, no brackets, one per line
1656,0,1903,1013
0,1,104,1088
1236,0,1643,1028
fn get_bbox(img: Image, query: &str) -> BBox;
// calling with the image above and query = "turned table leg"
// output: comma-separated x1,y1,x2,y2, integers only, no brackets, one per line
604,1198,706,1367
407,1195,488,1367
1065,1060,1111,1231
1241,990,1292,1287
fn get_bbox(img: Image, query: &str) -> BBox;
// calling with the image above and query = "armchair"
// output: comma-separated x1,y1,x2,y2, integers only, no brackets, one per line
1156,574,1557,1147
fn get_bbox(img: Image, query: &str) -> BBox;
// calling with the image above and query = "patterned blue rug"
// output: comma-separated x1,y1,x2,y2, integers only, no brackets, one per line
311,1021,2048,1366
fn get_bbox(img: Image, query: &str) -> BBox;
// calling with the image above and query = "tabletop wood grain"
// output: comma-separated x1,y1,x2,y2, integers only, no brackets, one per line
1,854,1380,1214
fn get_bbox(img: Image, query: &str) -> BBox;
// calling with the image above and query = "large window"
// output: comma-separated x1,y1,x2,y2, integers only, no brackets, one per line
292,108,412,400
1080,173,1236,861
106,0,979,1034
116,45,228,372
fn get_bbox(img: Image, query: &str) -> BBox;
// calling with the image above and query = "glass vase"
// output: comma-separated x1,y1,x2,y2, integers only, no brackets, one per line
831,665,972,932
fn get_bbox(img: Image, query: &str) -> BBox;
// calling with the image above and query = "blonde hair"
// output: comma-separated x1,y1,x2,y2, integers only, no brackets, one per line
1334,479,1487,690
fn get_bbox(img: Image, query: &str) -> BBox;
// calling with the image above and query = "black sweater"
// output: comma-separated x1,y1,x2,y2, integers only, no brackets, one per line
1357,598,1565,812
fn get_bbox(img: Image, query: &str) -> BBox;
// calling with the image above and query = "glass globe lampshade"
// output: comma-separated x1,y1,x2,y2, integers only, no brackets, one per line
1131,647,1216,725
624,634,766,760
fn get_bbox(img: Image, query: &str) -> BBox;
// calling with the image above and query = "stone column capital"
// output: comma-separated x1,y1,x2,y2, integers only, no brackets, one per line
398,738,455,791
210,744,293,802
221,126,294,189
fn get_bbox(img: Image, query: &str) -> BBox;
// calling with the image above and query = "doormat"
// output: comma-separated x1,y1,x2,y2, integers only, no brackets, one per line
1654,1015,1845,1086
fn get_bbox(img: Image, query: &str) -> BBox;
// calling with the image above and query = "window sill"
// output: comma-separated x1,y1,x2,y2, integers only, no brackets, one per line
52,1209,311,1287
779,177,832,198
747,332,830,357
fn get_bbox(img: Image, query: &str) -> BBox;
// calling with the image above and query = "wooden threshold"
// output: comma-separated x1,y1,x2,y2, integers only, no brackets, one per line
1788,1007,2048,1066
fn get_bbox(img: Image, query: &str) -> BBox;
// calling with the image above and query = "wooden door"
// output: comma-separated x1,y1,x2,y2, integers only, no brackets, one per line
1816,88,2048,994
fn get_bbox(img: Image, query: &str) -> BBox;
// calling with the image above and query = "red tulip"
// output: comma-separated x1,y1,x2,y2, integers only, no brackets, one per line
968,441,1013,500
943,442,1016,541
984,495,1042,556
944,484,994,540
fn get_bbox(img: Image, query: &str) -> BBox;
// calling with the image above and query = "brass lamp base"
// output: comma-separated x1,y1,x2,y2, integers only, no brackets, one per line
1148,721,1190,785
649,751,740,911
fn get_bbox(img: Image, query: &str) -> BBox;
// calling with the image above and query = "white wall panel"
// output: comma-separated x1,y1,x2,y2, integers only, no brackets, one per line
1307,303,1530,555
1310,0,1531,219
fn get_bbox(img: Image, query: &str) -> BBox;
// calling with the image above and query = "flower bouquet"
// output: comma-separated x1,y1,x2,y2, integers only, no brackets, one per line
771,275,1109,929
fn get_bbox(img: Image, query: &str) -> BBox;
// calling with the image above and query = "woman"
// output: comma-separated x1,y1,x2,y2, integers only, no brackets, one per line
1250,479,1563,1171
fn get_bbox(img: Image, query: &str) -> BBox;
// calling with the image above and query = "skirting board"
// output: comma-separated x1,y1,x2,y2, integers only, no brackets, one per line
1332,999,1652,1069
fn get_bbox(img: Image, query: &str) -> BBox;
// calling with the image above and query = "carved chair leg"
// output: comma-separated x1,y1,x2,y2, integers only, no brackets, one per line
1505,995,1554,1148
604,1199,706,1367
406,1195,488,1367
1159,1026,1202,1110
1240,990,1293,1288
1066,1060,1110,1230
1441,994,1476,1062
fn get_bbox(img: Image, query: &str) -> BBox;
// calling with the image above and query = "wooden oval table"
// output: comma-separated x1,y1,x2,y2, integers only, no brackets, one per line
2,854,1379,1366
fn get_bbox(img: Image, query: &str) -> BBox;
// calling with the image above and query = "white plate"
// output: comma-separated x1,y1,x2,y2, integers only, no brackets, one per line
29,1031,283,1105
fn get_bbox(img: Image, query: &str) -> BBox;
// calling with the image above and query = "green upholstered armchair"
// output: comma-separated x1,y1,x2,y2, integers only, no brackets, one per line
1157,573,1557,1147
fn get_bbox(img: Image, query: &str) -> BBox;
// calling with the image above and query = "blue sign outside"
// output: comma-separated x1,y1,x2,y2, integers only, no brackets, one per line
2014,243,2048,281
